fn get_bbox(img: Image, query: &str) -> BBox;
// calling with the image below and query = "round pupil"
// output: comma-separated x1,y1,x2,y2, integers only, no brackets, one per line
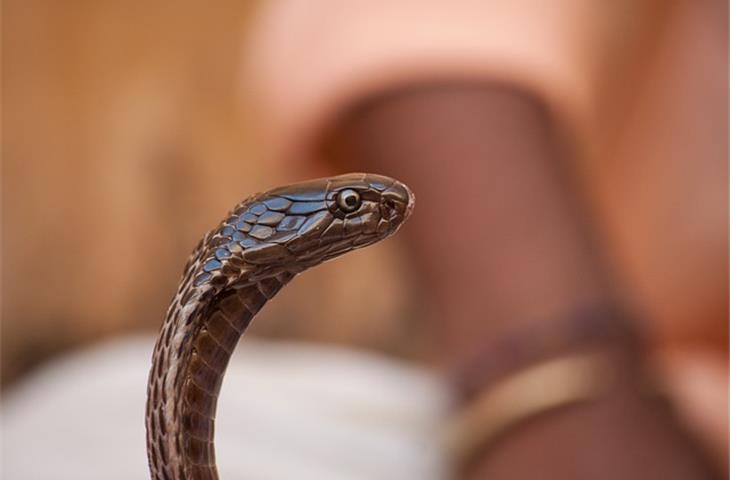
338,189,360,212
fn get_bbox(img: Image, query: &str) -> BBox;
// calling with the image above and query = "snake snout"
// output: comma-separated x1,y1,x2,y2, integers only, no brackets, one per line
401,182,415,220
381,181,415,223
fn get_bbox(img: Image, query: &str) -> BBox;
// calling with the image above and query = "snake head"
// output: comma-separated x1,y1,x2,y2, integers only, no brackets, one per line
247,172,414,268
193,173,414,288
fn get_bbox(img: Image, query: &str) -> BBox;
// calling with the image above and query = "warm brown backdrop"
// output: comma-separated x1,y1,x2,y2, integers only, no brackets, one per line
2,0,726,409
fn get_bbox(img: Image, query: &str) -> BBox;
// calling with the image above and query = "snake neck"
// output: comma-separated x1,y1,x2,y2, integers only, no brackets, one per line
146,271,294,480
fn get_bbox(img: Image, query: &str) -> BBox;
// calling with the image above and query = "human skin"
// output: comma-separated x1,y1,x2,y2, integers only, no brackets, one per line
331,85,717,479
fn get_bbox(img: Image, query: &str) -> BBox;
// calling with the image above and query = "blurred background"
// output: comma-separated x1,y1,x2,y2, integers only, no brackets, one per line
1,1,727,479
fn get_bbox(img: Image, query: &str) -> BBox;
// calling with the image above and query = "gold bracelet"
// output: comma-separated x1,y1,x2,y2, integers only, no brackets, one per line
444,352,616,463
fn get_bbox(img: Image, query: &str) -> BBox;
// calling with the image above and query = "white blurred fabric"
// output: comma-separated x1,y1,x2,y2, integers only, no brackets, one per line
0,337,450,479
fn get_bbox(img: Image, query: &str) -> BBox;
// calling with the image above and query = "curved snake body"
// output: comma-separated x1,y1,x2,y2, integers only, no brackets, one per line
146,173,414,480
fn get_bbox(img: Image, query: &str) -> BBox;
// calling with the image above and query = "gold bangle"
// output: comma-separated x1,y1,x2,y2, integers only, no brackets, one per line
444,352,615,463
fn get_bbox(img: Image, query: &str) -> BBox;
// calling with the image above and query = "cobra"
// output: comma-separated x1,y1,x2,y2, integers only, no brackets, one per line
145,173,415,480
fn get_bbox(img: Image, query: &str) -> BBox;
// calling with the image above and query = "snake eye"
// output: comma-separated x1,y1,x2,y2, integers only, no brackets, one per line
336,189,361,213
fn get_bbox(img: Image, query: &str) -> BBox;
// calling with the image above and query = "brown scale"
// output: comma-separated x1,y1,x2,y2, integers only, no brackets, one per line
145,173,414,479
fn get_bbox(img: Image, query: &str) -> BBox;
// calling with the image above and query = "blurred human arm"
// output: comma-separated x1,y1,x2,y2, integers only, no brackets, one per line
333,84,718,479
244,0,727,476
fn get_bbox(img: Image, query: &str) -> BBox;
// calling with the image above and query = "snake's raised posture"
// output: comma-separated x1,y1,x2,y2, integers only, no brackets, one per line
146,173,414,480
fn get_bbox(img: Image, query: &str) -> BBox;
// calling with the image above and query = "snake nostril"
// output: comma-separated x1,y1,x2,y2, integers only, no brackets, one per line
382,199,397,219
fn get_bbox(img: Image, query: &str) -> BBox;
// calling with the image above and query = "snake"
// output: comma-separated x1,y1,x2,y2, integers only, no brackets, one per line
145,173,415,480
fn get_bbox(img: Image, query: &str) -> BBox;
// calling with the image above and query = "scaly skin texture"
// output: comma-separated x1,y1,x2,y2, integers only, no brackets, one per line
146,173,414,480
